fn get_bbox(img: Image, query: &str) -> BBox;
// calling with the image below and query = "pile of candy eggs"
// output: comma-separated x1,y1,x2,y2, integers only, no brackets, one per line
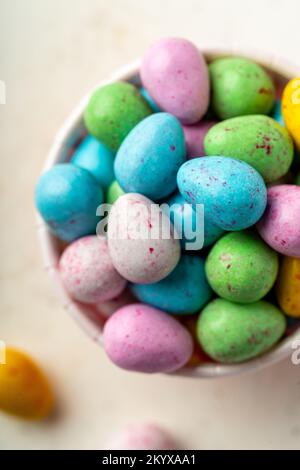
35,37,300,376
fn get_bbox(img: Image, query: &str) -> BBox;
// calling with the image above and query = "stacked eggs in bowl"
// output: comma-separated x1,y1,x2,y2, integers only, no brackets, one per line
35,38,300,377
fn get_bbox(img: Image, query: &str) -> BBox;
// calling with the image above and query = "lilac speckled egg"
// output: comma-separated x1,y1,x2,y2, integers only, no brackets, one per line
59,235,127,304
183,120,217,158
103,303,193,373
141,37,209,124
104,423,179,450
107,193,181,283
257,185,300,257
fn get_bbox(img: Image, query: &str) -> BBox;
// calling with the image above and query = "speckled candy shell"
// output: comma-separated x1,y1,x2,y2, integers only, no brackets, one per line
276,257,300,318
0,348,54,420
257,185,300,257
59,235,127,304
177,157,267,231
204,115,293,183
103,303,193,373
131,254,212,315
197,299,286,363
84,82,152,152
205,231,279,303
209,57,275,119
282,78,300,152
114,113,186,200
107,193,181,283
35,163,104,242
141,37,209,124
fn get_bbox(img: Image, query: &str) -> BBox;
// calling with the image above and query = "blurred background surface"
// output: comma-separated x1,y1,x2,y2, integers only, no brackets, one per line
0,0,300,449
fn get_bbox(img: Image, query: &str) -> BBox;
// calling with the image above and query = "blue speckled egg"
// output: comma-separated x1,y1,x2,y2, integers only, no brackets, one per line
165,192,224,250
35,163,104,242
114,113,186,200
271,99,284,126
177,157,267,231
140,87,161,112
71,135,114,191
131,254,212,315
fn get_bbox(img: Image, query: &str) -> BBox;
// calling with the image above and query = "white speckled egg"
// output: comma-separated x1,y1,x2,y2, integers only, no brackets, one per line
59,235,127,303
107,193,181,283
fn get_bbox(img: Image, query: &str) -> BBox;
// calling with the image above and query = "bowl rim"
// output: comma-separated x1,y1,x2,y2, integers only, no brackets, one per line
36,48,300,379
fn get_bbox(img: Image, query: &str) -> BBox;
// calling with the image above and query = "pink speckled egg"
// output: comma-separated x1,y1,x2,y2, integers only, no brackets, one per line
107,193,180,283
141,37,209,124
257,185,300,257
105,423,179,450
59,235,127,304
103,303,193,373
182,120,218,158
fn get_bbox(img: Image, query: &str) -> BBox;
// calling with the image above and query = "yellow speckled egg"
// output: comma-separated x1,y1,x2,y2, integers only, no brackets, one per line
276,257,300,318
282,78,300,151
0,347,54,420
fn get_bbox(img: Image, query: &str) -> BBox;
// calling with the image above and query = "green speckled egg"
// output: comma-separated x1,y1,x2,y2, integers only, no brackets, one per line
106,180,125,205
204,115,293,182
197,298,286,363
84,82,152,152
205,231,278,303
209,57,275,119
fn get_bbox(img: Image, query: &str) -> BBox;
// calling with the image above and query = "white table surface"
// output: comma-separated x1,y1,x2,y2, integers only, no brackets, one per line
0,0,300,450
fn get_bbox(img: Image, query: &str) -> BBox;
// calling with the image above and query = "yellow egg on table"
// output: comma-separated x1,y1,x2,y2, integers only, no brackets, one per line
276,257,300,318
282,78,300,151
0,347,54,420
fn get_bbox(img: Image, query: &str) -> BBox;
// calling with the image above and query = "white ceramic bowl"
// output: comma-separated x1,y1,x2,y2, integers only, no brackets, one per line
36,49,300,378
